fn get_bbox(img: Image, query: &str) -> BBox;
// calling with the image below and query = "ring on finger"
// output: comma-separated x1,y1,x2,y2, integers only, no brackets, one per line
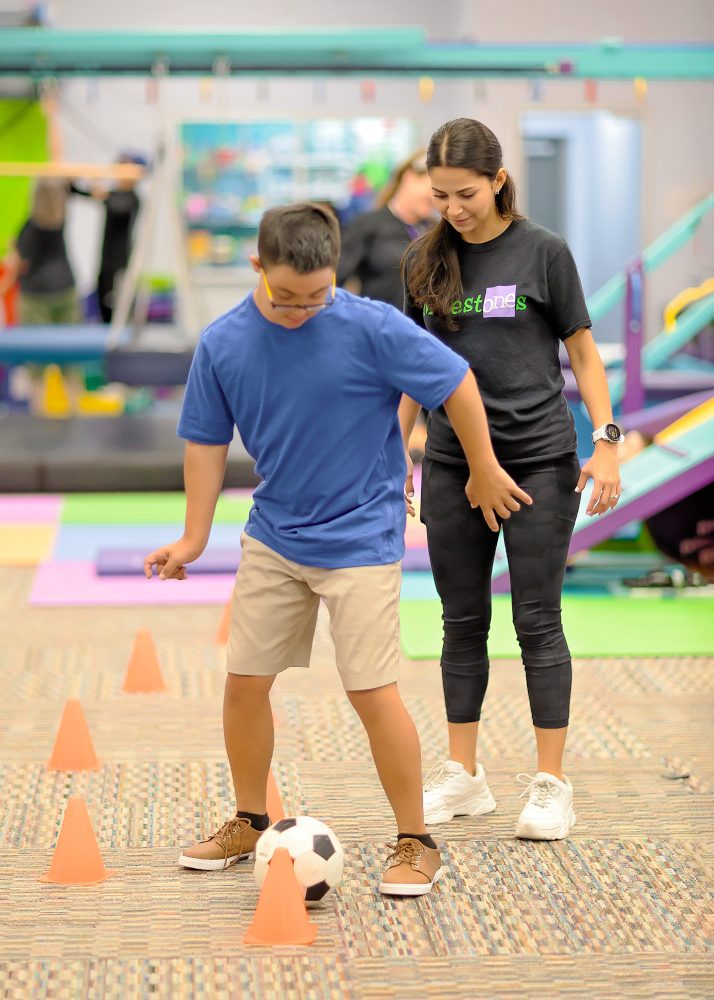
609,494,620,499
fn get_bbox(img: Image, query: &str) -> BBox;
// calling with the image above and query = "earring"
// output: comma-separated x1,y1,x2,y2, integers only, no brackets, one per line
495,188,501,194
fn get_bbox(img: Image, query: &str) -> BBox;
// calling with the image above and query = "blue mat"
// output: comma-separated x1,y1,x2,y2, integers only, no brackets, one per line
52,523,245,561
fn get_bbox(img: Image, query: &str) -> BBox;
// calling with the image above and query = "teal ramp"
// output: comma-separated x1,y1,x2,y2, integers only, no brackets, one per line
491,408,714,592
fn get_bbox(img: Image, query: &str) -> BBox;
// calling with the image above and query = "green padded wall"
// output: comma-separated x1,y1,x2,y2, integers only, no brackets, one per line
0,100,47,257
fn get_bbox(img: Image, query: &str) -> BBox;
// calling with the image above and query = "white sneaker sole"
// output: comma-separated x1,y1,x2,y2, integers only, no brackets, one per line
177,850,254,870
424,789,497,826
379,866,443,896
515,808,576,841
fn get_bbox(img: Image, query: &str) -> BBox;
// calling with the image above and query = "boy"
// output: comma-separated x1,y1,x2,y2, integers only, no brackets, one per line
144,203,529,896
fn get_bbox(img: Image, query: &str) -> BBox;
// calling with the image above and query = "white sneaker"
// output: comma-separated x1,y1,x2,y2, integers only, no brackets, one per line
422,760,497,825
515,772,576,840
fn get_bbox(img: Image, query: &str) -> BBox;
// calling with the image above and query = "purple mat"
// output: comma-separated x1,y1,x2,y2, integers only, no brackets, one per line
97,548,242,576
402,548,431,572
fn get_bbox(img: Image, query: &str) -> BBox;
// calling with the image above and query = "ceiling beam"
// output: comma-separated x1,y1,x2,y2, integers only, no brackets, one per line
0,28,713,79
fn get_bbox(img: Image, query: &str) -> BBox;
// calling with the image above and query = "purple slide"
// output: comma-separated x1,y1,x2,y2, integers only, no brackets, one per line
97,549,242,576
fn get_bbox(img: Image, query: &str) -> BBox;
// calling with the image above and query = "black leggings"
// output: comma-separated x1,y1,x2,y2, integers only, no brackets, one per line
421,454,581,729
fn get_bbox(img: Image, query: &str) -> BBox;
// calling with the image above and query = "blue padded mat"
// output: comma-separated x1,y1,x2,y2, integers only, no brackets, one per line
52,523,245,561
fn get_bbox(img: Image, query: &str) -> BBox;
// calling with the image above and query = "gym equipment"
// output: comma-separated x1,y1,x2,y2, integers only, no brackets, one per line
491,396,714,593
98,548,241,575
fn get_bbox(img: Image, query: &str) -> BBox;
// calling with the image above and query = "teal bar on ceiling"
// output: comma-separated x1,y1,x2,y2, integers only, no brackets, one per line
0,28,713,78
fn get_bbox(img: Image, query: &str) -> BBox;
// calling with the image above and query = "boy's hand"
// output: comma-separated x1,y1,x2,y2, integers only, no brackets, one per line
465,464,533,532
144,538,205,580
405,451,416,518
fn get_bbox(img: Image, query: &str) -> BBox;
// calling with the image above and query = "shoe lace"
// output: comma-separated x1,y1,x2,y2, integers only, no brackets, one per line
516,773,561,809
385,839,422,866
423,760,454,792
208,816,252,870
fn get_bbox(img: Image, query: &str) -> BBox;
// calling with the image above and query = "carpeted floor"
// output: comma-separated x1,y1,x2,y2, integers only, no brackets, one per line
0,566,712,999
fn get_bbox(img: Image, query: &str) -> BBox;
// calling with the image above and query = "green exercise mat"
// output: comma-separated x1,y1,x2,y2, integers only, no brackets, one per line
61,492,253,524
400,596,714,658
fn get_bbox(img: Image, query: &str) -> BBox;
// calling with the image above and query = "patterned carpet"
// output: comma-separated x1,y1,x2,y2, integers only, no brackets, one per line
0,566,712,999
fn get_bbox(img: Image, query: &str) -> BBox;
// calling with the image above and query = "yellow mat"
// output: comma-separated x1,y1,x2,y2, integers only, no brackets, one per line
0,524,56,565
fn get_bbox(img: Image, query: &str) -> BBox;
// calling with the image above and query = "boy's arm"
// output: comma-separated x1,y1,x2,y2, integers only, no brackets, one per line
443,371,533,532
398,394,422,516
144,441,229,580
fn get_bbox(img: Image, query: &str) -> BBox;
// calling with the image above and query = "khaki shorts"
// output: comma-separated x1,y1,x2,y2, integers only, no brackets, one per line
227,533,401,691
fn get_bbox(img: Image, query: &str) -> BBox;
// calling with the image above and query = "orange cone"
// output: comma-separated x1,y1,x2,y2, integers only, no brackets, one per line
38,795,116,885
266,767,286,822
122,629,167,693
244,847,317,945
47,698,100,771
214,593,232,645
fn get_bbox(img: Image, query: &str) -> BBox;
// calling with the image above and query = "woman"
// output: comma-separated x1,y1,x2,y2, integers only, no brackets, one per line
0,178,80,325
400,119,622,840
337,152,434,309
71,153,143,323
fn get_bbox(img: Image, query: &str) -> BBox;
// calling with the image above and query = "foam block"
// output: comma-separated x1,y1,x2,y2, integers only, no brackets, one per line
29,560,236,605
0,495,63,523
0,524,56,565
402,548,431,572
97,548,242,576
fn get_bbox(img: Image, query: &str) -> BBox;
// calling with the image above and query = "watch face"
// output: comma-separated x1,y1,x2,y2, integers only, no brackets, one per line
605,424,621,442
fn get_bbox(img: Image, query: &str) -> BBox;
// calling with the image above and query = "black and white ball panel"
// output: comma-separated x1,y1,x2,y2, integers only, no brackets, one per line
253,815,344,905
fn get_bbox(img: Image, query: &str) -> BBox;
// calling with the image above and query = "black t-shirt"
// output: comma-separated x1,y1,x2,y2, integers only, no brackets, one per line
16,220,74,295
100,189,139,277
71,186,139,278
338,206,425,310
405,219,591,467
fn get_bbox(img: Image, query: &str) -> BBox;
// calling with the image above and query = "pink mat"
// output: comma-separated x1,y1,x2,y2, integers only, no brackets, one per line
29,560,235,605
0,495,63,523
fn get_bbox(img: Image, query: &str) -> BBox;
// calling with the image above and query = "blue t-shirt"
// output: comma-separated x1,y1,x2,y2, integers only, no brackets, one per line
177,288,468,568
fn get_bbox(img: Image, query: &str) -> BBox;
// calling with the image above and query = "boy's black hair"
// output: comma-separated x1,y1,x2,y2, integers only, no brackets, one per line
258,202,340,274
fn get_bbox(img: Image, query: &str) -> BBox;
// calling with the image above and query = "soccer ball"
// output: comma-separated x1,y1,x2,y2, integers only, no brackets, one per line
253,816,344,906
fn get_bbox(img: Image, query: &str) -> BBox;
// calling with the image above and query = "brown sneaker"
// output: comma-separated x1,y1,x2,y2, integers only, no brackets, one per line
378,838,442,896
178,816,264,871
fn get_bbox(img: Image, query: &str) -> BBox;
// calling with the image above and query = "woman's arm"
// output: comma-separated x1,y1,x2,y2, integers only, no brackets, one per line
144,441,229,579
565,328,621,516
398,394,422,515
443,370,532,532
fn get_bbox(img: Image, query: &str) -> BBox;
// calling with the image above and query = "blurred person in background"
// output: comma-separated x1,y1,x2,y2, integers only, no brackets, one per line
337,152,434,309
72,153,145,323
0,177,80,324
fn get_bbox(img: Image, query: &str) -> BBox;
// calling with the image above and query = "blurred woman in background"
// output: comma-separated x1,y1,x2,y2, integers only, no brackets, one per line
0,177,80,325
337,152,434,309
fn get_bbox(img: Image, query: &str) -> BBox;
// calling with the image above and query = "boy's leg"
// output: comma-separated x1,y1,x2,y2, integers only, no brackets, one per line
347,682,426,835
310,561,441,895
179,535,318,870
224,673,276,814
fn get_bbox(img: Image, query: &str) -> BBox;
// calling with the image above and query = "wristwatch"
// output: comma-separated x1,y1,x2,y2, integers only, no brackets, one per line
592,423,625,445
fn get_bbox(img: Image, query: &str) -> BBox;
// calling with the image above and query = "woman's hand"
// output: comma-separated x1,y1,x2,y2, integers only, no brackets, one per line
144,537,205,580
404,451,416,517
465,463,533,532
576,442,621,516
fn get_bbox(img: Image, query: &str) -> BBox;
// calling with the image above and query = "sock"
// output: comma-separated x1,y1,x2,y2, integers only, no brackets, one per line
236,810,270,831
398,832,437,850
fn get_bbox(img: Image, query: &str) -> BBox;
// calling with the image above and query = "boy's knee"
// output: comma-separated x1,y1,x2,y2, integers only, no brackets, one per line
224,672,275,704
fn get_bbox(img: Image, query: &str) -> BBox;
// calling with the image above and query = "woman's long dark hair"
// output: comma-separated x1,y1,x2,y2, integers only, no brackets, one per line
403,118,523,331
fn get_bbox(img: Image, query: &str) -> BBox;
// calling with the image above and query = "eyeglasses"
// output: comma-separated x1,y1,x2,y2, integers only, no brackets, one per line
262,270,336,313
